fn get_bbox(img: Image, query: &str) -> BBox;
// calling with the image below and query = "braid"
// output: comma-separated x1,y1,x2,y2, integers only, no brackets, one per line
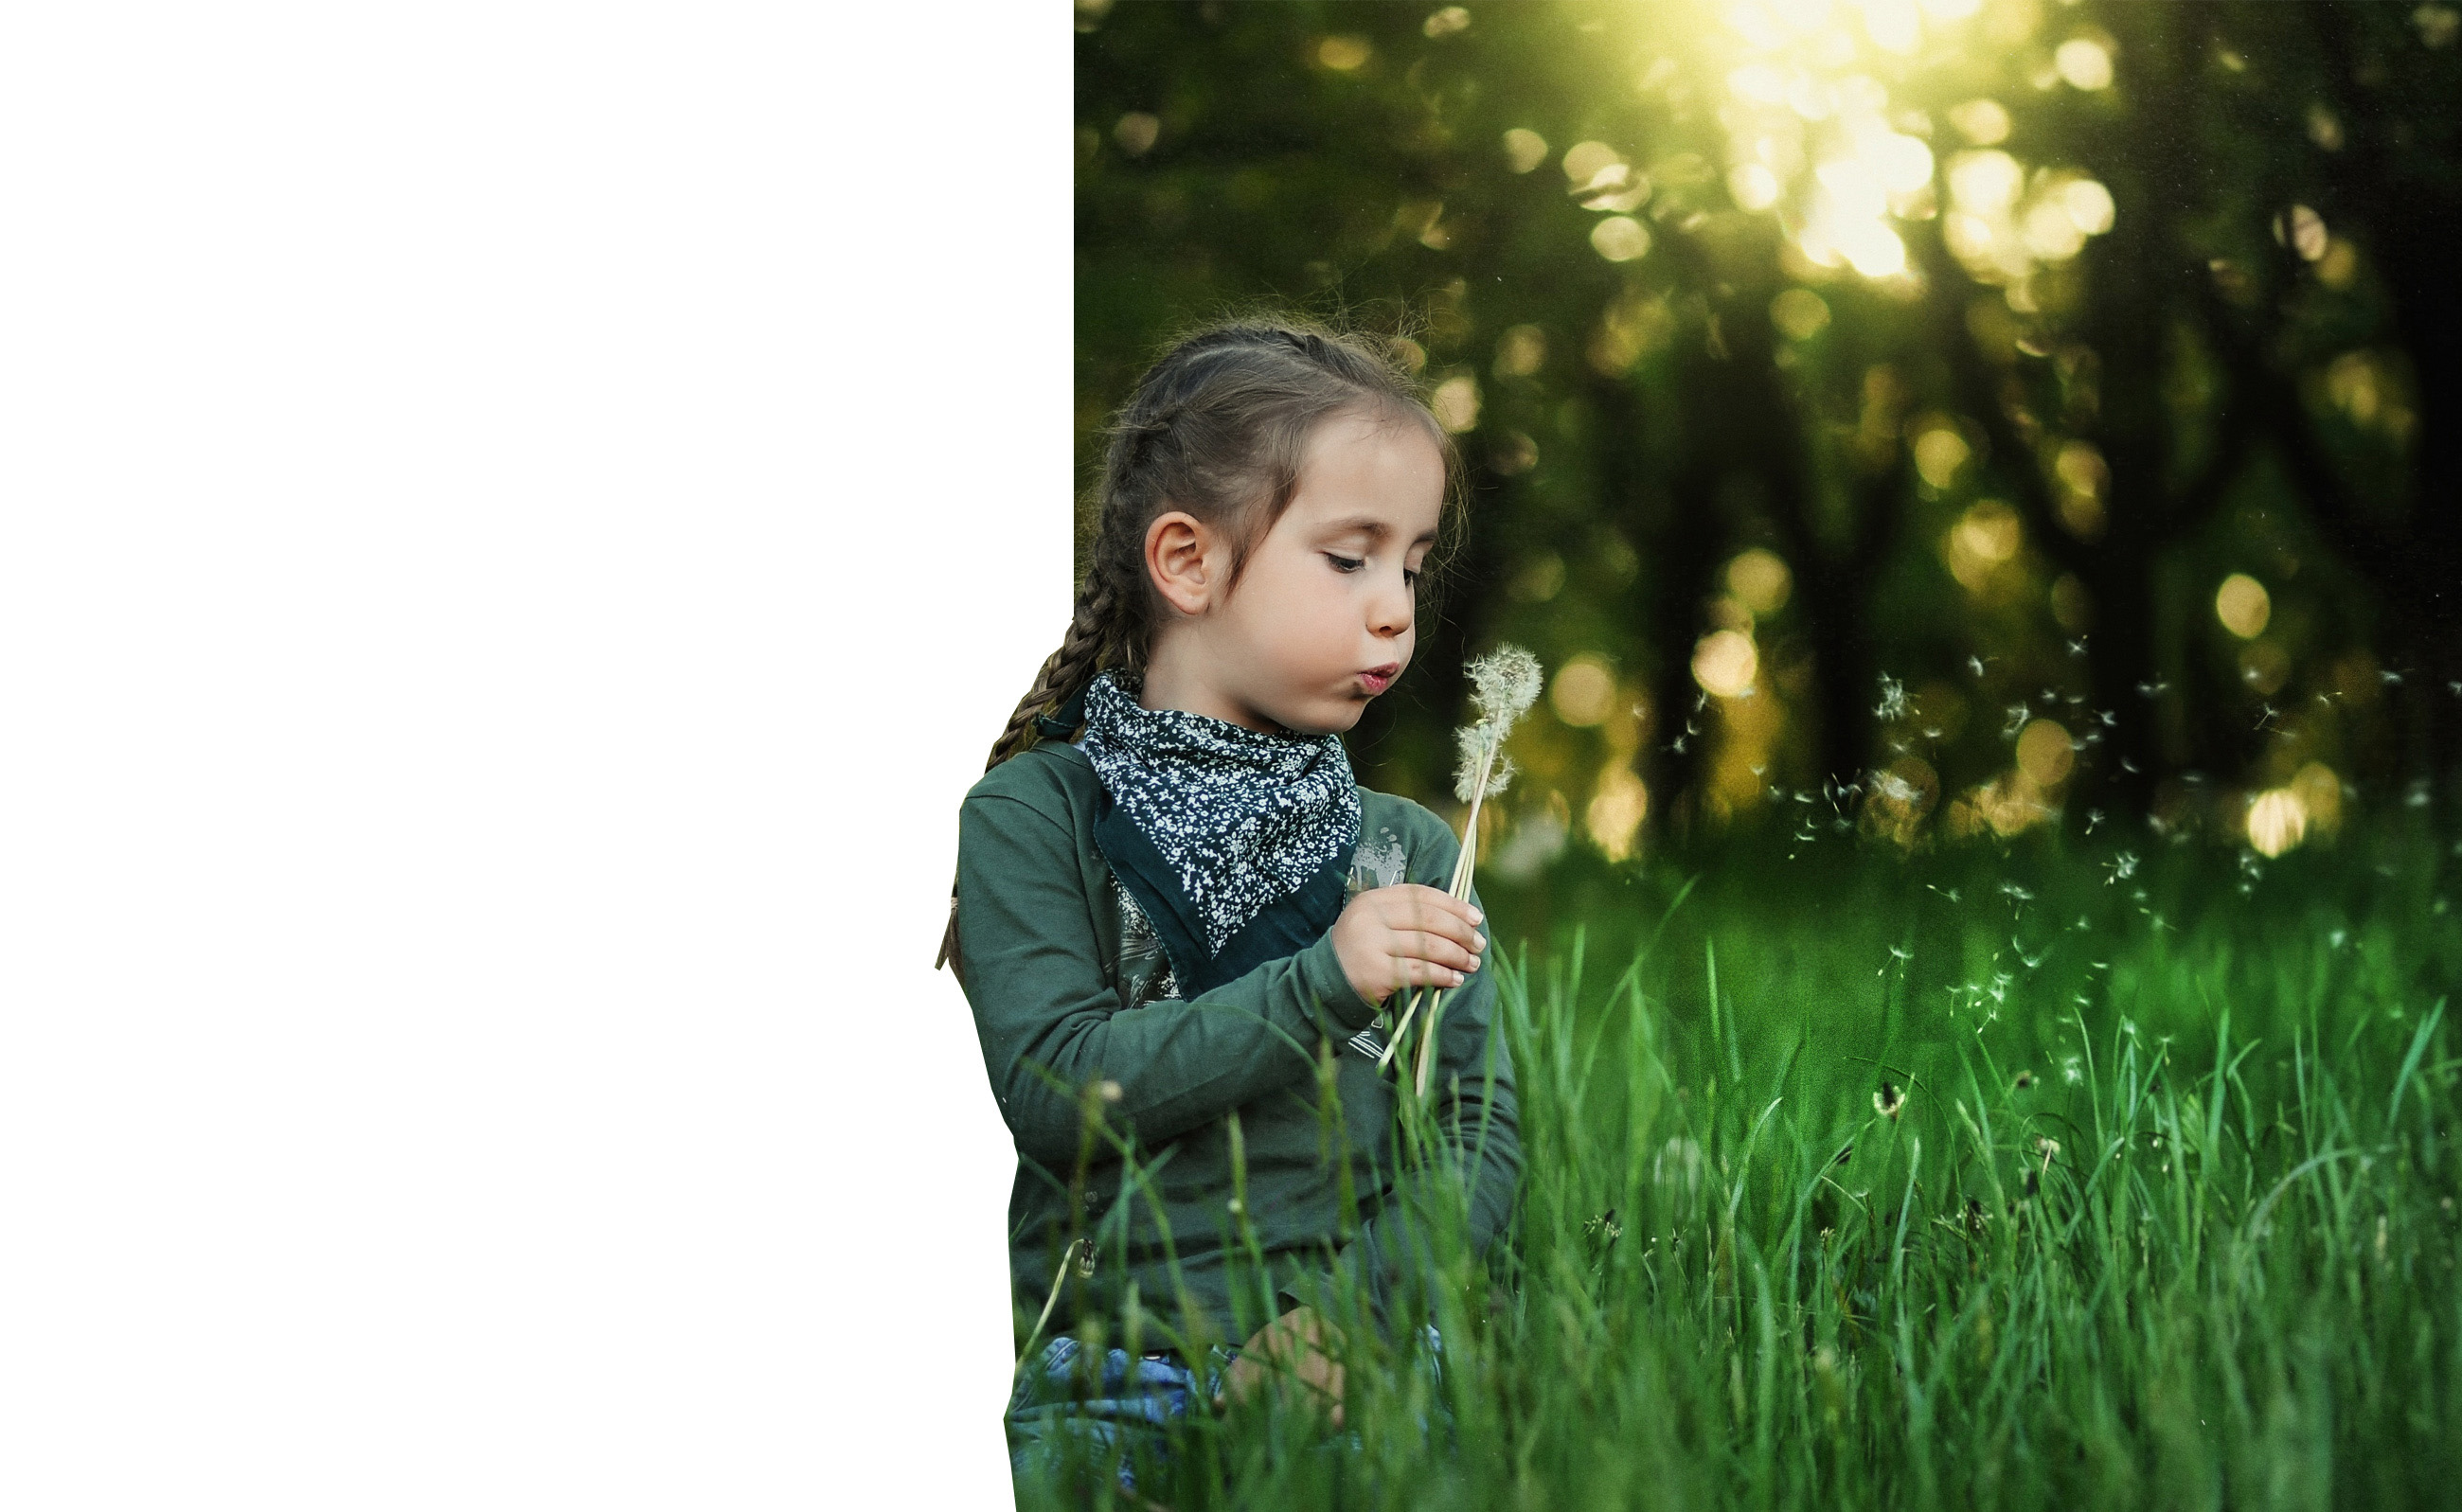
983,567,1126,772
937,562,1133,983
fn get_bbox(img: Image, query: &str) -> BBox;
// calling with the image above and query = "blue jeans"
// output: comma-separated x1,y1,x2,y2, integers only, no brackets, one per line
1007,1325,1448,1497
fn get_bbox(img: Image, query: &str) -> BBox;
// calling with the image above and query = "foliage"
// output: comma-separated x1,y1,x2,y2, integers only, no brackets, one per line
1075,0,2462,860
1013,808,2462,1509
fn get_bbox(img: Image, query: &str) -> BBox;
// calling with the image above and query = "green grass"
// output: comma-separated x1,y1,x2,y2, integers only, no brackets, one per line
1013,812,2462,1510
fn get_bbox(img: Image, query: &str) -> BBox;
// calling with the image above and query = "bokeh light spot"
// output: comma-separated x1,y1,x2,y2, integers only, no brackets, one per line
1493,325,1547,378
1551,656,1618,726
1562,140,1624,186
2055,38,2114,90
2246,788,2308,858
1692,630,1760,699
2216,574,2272,639
1432,375,1482,434
1114,112,1160,156
1586,768,1649,863
1770,287,1831,340
2015,720,2075,787
1948,98,2010,144
1730,161,1782,210
1913,425,1971,489
1945,499,2022,590
1591,216,1652,262
1317,35,1373,71
1727,548,1794,615
1502,128,1550,174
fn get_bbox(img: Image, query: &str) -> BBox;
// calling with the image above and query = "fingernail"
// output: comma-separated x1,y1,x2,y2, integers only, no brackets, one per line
1474,933,1487,950
1468,907,1484,924
1469,955,1481,971
1452,969,1466,985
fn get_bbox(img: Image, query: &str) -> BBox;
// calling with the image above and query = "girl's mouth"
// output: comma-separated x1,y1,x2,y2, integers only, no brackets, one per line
1358,665,1400,695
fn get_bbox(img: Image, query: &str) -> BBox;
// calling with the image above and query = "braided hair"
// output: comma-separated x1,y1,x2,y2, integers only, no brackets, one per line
936,311,1468,981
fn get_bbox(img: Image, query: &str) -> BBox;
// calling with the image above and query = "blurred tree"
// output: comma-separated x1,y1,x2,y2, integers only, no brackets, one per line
1073,0,2460,859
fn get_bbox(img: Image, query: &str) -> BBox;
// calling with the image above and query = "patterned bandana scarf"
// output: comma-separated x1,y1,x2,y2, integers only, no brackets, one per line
1076,668,1361,958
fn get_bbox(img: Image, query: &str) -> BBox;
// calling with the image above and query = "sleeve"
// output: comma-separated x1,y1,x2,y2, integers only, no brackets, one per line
957,792,1386,1171
1276,831,1522,1332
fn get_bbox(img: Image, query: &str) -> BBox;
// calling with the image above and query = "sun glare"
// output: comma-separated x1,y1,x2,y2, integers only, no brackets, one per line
1711,0,2114,294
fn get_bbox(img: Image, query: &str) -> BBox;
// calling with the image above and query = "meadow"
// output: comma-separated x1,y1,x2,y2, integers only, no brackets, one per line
1012,809,2462,1510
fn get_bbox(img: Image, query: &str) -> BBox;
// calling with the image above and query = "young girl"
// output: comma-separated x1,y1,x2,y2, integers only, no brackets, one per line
939,316,1521,1500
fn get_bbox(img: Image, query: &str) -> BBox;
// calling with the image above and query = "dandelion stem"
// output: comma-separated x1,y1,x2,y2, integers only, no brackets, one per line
1013,1237,1087,1376
1383,738,1492,1082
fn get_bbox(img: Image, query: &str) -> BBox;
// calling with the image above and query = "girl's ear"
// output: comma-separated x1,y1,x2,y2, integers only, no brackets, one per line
1145,510,1219,617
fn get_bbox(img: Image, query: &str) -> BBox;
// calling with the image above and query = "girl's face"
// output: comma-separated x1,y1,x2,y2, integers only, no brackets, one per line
1142,407,1445,738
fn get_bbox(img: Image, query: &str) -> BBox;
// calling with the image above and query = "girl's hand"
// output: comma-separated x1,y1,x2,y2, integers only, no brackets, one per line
1211,1306,1347,1428
1329,882,1485,1009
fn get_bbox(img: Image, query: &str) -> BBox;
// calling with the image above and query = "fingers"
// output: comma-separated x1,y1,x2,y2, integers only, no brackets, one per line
1391,887,1486,955
1403,928,1482,975
1388,953,1469,990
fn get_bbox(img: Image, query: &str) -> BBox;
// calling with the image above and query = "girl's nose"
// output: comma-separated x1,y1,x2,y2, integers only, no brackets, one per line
1371,578,1413,635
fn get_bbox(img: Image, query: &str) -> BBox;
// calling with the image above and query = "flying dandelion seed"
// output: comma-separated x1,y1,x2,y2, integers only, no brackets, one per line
2061,1055,2083,1084
2107,851,2137,884
2067,637,2088,656
2004,703,2030,738
2136,679,2168,698
1874,1080,1907,1120
2382,669,2405,686
1875,673,1909,720
1969,654,1993,678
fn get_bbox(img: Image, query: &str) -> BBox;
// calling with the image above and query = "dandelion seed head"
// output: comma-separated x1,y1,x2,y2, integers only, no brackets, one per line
1468,643,1544,727
1486,754,1516,799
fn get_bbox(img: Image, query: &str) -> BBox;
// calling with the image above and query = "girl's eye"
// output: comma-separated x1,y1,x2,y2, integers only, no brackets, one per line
1403,566,1421,587
1326,554,1365,573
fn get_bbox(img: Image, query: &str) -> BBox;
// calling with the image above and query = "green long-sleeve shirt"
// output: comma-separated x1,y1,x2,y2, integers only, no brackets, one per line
954,734,1521,1356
